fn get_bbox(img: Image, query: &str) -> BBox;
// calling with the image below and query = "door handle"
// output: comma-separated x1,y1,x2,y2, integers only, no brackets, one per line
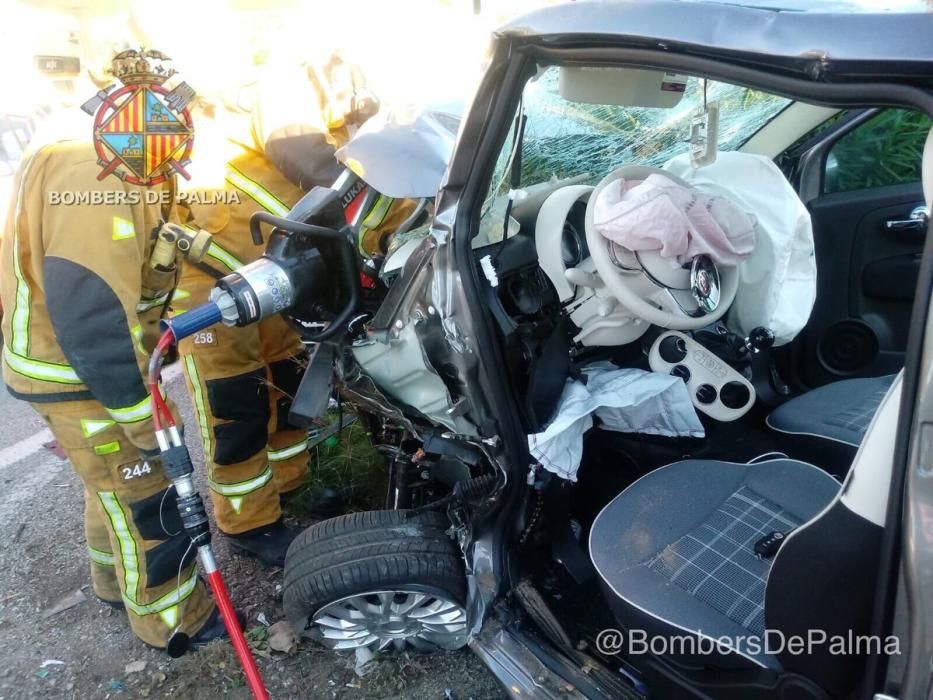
886,206,929,233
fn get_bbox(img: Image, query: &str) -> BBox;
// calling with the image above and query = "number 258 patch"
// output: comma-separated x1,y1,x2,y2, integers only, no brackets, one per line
192,331,217,346
122,461,153,481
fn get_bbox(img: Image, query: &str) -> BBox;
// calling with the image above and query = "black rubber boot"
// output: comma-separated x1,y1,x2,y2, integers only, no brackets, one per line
227,521,300,568
189,606,228,648
95,596,124,610
189,606,246,649
161,605,244,656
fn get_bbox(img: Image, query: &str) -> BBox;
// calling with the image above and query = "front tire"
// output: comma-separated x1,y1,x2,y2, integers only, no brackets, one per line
283,510,468,651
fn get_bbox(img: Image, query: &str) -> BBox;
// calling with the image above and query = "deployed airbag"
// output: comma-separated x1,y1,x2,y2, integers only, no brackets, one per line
592,173,756,265
664,152,816,346
528,364,704,481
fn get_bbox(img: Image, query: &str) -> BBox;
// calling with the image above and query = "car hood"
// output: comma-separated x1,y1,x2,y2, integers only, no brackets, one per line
336,101,463,200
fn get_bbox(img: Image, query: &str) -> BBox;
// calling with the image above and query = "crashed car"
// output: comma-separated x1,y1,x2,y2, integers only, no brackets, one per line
277,2,933,698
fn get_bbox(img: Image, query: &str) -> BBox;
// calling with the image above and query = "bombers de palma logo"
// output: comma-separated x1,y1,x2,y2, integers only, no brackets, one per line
81,49,196,186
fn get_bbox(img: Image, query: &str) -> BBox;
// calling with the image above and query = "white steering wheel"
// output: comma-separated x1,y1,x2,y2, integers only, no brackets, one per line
584,165,739,331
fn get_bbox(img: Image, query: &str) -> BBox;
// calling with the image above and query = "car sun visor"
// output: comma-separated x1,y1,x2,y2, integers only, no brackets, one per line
558,66,688,109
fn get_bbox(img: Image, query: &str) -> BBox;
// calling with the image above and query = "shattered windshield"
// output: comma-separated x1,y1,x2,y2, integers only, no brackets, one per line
480,67,791,238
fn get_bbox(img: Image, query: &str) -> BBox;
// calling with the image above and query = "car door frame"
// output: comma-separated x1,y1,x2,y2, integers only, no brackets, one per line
443,24,933,695
872,200,933,697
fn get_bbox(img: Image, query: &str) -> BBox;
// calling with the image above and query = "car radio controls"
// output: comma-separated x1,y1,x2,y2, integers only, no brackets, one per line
671,365,691,382
649,331,756,421
659,335,689,363
696,384,718,404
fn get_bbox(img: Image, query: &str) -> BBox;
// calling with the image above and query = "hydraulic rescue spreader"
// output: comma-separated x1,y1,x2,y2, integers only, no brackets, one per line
161,183,359,346
147,191,358,700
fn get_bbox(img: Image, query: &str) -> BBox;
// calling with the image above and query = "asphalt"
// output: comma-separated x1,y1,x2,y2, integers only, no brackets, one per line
0,381,54,460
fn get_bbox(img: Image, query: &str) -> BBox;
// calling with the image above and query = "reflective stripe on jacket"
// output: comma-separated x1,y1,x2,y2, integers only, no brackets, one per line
176,146,306,302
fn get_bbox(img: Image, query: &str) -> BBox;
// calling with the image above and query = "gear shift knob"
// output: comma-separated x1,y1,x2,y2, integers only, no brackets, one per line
746,326,775,353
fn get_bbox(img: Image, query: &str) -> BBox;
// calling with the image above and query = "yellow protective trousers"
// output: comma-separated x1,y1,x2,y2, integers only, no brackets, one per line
179,275,309,535
34,398,214,648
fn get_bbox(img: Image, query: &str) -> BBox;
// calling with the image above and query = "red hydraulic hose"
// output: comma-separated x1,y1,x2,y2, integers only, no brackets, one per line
149,330,176,431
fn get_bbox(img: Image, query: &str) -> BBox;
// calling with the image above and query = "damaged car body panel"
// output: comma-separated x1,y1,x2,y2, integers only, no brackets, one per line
352,234,479,437
340,168,515,635
496,1,933,82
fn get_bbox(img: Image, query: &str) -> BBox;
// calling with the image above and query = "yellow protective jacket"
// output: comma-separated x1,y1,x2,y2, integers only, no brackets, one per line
1,138,179,451
176,142,306,286
175,70,345,285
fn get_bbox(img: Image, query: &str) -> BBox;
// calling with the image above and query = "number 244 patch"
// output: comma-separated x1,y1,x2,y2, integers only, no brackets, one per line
122,461,153,481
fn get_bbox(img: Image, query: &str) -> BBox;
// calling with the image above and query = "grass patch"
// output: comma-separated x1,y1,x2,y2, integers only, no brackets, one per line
284,410,387,519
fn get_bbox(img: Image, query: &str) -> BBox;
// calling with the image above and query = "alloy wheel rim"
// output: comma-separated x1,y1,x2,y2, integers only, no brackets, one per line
310,589,468,651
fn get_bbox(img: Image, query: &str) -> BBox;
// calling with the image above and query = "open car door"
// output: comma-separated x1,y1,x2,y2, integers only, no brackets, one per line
784,108,931,388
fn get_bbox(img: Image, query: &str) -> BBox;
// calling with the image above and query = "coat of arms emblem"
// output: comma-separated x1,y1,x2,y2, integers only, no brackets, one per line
81,49,196,186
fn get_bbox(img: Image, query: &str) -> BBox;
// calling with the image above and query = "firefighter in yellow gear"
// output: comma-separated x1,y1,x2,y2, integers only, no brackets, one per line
174,151,313,565
172,60,376,566
0,133,219,650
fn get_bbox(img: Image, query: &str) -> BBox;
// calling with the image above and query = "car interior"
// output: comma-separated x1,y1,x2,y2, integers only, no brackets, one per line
473,64,933,697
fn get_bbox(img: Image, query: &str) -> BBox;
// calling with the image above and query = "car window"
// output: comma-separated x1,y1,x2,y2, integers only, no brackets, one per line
476,67,791,245
824,109,932,194
1,132,24,173
517,68,789,188
0,117,32,177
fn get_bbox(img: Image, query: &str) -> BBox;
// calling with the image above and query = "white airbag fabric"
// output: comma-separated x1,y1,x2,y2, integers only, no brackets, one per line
592,173,757,266
664,152,816,346
528,365,704,482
